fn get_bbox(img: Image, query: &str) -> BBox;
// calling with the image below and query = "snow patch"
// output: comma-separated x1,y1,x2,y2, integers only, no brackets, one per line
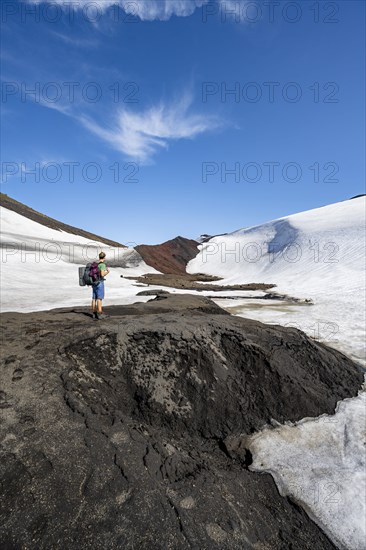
248,381,366,550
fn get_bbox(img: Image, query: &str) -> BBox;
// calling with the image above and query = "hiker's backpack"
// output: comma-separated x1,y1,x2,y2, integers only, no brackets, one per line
79,262,100,287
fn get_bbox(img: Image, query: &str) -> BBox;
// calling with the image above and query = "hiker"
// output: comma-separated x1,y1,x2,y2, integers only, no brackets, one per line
92,252,110,320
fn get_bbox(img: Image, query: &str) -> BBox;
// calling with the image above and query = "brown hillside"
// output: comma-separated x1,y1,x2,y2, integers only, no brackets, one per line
136,236,200,274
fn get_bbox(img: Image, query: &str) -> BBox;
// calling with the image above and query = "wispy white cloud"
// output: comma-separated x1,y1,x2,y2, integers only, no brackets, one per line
38,98,72,115
35,89,223,163
28,0,210,21
49,31,99,48
122,0,209,21
78,93,222,163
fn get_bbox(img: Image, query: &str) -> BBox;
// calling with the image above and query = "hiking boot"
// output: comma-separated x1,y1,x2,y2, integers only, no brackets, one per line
96,313,109,320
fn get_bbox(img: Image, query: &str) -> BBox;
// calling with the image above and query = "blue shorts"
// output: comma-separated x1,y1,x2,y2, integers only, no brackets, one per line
92,281,105,300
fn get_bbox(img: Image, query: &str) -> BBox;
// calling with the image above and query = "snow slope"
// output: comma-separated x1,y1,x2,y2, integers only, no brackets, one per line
188,196,366,365
0,206,160,312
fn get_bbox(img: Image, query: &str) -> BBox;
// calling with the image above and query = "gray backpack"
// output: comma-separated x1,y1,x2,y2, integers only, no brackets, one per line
79,263,100,287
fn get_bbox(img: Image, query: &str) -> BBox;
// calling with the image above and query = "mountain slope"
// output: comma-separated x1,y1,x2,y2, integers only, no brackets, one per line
0,193,126,248
188,196,366,365
0,200,159,312
188,196,365,293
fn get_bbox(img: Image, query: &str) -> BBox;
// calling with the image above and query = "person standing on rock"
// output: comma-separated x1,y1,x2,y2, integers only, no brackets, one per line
92,252,110,320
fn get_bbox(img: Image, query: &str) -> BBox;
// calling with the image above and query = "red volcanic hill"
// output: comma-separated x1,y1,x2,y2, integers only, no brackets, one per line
135,236,200,275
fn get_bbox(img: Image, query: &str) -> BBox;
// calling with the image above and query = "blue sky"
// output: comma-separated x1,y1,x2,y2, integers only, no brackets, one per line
1,0,365,244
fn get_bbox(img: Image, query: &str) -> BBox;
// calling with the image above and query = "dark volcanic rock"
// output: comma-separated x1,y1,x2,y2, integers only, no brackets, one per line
128,272,275,292
136,289,171,296
135,236,199,274
0,295,363,550
198,232,228,243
